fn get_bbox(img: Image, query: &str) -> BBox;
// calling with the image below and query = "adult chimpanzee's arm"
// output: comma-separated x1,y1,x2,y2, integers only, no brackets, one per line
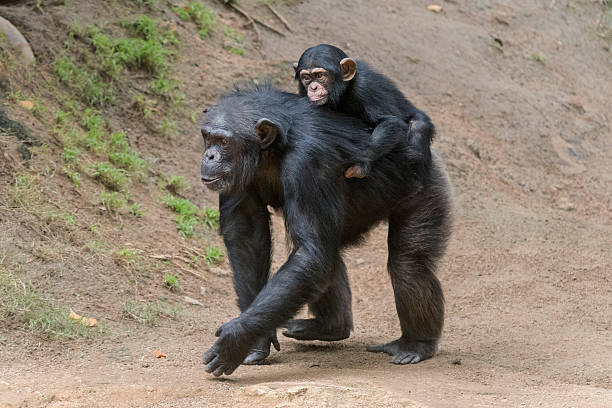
218,192,280,364
203,164,343,376
219,192,271,311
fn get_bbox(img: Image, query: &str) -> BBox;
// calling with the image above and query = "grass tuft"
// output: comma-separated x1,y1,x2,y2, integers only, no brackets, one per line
122,299,179,326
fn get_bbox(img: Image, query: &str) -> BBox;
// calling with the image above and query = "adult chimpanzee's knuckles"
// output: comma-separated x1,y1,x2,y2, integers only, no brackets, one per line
202,349,216,365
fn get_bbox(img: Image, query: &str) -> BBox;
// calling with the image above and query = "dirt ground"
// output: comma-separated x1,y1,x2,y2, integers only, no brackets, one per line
1,0,611,407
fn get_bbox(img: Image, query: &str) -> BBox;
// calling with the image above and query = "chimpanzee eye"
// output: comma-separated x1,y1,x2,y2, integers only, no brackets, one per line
301,74,311,83
315,72,323,80
221,138,229,147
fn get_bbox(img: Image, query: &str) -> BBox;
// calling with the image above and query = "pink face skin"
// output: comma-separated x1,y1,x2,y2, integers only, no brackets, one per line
299,68,330,105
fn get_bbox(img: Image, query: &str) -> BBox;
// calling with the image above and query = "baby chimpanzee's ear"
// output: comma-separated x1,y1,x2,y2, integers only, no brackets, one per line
292,62,298,73
255,118,278,149
340,58,356,82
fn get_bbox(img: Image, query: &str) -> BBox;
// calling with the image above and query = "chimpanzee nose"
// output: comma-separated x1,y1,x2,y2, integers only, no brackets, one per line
206,151,217,161
311,83,319,91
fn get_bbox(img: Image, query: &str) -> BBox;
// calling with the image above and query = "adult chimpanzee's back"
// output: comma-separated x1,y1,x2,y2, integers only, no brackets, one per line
199,86,452,376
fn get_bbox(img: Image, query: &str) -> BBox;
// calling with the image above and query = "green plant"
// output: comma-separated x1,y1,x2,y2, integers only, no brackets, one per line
533,53,546,64
204,246,224,265
166,175,189,194
163,273,180,291
156,118,177,139
202,207,219,229
90,162,129,190
62,166,81,188
54,56,112,106
100,189,127,212
223,27,246,55
162,195,202,237
0,266,95,339
114,247,141,267
62,147,80,166
129,202,146,217
173,3,216,38
122,299,179,326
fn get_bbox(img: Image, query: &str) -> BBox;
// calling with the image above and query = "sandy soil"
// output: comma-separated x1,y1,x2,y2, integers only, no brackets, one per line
1,0,611,407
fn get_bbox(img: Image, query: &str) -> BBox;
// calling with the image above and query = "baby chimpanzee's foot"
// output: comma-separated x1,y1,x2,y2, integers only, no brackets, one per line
243,333,280,365
282,319,350,341
366,338,436,364
344,163,369,179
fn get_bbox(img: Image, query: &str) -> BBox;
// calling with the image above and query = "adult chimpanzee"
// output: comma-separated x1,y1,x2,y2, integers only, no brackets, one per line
200,86,451,377
294,44,435,180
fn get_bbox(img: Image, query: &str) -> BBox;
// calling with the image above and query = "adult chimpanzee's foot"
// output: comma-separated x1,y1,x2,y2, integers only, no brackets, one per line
366,338,436,364
282,319,350,341
243,333,280,365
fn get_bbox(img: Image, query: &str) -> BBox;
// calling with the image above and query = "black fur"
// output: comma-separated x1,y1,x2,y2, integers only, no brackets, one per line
200,86,452,376
296,44,435,179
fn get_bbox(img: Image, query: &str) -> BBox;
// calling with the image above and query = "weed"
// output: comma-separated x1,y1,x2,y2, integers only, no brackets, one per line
166,175,189,194
62,166,81,188
54,109,72,125
90,162,129,190
204,246,224,265
10,173,38,208
533,53,546,64
114,247,141,267
62,147,80,166
229,46,245,55
100,189,127,212
54,56,112,106
129,202,146,217
223,27,246,55
202,207,219,229
162,195,201,237
156,118,177,139
173,3,216,38
31,100,45,118
122,299,179,326
163,273,180,291
132,93,155,119
0,266,95,339
163,195,199,216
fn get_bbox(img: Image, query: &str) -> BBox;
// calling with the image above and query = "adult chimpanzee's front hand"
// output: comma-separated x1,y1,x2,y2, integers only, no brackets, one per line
202,318,252,377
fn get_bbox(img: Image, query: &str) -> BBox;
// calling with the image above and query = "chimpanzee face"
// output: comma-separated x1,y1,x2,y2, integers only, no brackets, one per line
299,68,331,106
293,49,357,107
200,108,278,194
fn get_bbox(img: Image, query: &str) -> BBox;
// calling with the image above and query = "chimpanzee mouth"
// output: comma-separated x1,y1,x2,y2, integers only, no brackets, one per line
201,176,221,185
311,97,327,106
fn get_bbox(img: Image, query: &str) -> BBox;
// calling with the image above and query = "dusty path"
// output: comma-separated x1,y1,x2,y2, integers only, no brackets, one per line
1,0,611,407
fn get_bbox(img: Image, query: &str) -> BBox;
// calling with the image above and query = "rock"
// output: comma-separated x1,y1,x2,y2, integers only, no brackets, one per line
209,267,229,276
183,296,203,306
0,17,35,64
245,385,273,396
200,286,207,295
557,198,575,212
19,100,34,110
355,258,365,266
427,5,443,13
286,385,308,396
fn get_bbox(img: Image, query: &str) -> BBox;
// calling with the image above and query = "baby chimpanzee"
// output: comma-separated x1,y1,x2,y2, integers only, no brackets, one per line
294,44,435,179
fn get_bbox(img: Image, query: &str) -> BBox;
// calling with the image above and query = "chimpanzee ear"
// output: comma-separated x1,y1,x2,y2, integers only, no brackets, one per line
340,58,356,81
255,118,278,149
292,62,298,73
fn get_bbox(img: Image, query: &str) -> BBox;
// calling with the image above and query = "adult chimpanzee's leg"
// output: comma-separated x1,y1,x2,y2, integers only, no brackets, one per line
219,193,279,364
366,196,449,364
283,257,353,341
